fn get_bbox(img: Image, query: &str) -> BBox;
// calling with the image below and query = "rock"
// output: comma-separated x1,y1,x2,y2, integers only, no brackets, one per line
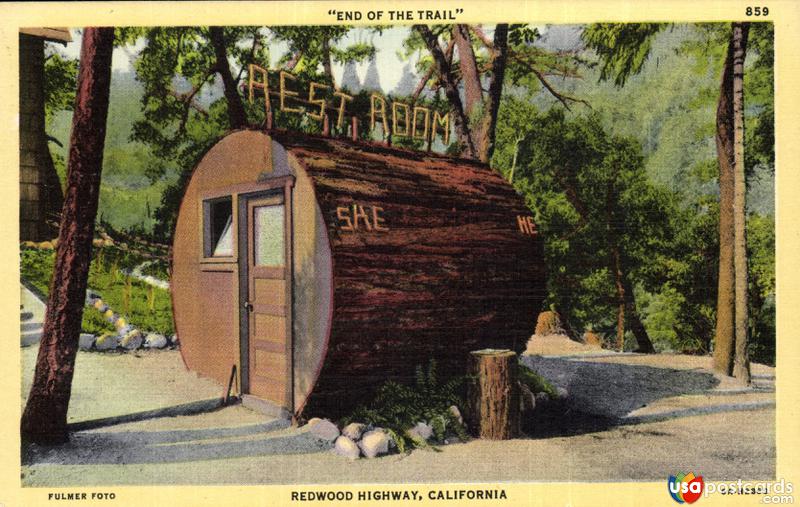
556,386,569,399
144,333,168,349
78,333,96,351
444,436,461,445
449,405,463,425
306,417,322,427
583,331,603,348
92,238,105,248
519,382,536,412
407,422,433,442
114,317,128,330
120,329,143,350
333,435,361,459
534,392,550,405
308,419,339,442
170,334,179,345
38,241,54,250
342,422,366,441
95,331,119,351
103,309,116,322
359,429,390,458
534,310,563,335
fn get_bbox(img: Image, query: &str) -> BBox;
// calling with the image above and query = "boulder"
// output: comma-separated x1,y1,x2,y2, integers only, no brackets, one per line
407,422,433,442
120,329,143,350
95,332,119,351
358,429,390,458
170,334,179,345
556,386,569,399
78,333,96,351
103,309,116,322
519,382,536,412
449,405,463,425
114,317,128,330
333,435,360,459
342,422,366,441
144,333,168,349
308,418,339,442
534,391,550,405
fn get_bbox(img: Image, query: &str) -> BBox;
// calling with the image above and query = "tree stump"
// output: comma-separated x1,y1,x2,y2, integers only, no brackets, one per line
467,349,519,439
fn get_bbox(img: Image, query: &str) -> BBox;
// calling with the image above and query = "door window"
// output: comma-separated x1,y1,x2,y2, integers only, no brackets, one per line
253,204,285,266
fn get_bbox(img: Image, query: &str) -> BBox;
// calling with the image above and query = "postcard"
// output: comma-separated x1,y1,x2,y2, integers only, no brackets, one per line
3,1,799,506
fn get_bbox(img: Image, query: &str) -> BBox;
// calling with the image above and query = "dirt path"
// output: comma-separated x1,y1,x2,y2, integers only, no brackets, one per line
21,344,775,486
21,401,773,485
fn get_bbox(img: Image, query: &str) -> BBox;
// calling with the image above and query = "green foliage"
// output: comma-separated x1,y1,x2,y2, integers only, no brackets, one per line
43,48,78,122
518,364,558,399
341,359,469,452
20,245,174,336
582,23,667,87
81,307,115,335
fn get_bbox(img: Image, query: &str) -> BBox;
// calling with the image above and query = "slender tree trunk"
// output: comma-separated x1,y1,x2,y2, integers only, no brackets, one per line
613,247,626,351
208,26,247,129
481,24,509,163
622,278,655,353
321,38,336,89
732,22,751,384
453,24,483,118
414,25,477,159
21,27,115,444
712,33,737,376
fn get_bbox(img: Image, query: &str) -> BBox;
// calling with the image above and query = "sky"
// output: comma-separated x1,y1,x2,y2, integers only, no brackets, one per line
58,26,418,94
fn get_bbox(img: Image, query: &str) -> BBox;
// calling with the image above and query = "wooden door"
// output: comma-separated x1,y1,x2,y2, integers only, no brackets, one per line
243,192,291,407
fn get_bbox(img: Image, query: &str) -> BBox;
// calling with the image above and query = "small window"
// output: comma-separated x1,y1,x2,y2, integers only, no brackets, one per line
204,197,233,257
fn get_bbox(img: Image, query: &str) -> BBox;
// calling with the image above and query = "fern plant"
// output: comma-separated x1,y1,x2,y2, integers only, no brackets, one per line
341,359,470,453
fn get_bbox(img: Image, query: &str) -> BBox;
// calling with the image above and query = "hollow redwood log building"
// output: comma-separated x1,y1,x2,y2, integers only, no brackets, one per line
171,129,546,419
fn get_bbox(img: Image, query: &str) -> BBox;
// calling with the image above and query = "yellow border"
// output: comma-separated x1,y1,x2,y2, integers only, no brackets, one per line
3,1,799,506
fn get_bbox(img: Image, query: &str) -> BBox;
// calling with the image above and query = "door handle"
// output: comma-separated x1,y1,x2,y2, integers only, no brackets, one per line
243,301,253,312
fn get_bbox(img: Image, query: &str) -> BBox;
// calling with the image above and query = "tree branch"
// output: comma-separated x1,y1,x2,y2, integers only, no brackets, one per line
412,39,455,102
414,24,477,159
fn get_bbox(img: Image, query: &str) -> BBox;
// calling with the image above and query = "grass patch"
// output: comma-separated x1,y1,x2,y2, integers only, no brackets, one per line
20,245,174,336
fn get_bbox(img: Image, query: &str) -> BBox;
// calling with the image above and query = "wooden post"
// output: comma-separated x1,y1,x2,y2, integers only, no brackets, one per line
467,349,519,439
351,116,358,141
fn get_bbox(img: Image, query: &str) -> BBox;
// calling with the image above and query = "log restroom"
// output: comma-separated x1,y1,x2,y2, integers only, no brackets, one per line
171,129,546,419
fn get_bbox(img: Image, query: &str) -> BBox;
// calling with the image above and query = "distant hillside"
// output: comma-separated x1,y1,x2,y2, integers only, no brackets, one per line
48,70,179,234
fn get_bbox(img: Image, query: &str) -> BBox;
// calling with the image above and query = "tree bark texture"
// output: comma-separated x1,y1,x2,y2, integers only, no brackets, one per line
622,277,655,353
267,133,546,418
731,22,751,385
21,27,114,444
209,26,247,129
481,24,509,163
712,32,737,376
467,350,519,439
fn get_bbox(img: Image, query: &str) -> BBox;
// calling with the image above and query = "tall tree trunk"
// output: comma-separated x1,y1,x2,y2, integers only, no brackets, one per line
613,246,626,351
623,278,655,353
21,27,115,444
209,26,247,129
321,38,336,89
712,32,737,376
732,22,751,385
480,24,509,164
453,24,483,118
612,246,655,353
414,25,477,159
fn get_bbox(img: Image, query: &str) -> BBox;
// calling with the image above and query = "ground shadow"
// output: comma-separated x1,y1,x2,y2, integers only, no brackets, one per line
22,417,329,466
520,356,720,438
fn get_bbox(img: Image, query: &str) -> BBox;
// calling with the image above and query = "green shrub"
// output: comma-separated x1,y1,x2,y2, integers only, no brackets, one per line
518,363,558,399
341,359,469,453
81,306,115,335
